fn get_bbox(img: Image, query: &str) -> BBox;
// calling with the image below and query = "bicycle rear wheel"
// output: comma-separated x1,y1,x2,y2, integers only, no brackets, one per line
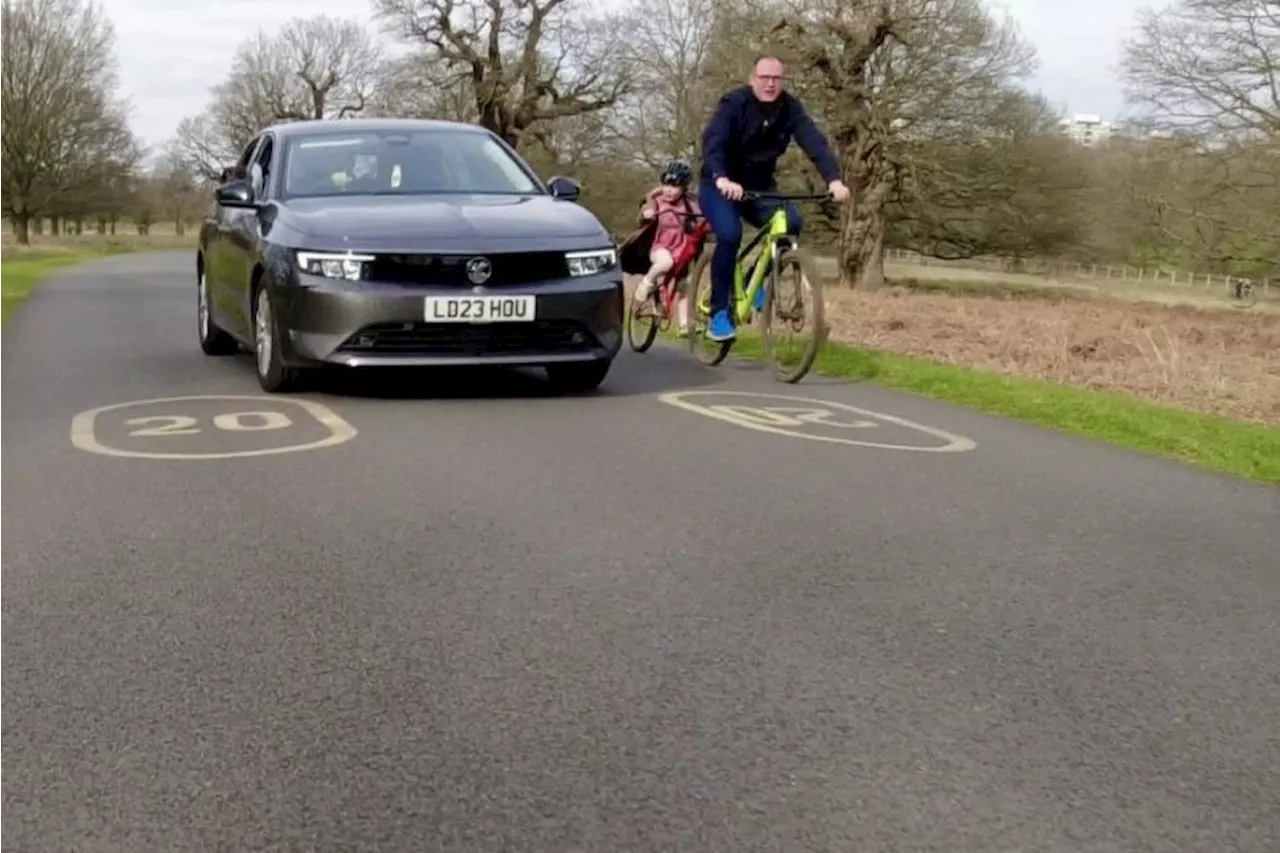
762,247,825,383
686,248,734,366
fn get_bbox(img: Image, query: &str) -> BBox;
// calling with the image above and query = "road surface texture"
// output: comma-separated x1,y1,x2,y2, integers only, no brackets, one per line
4,251,1278,852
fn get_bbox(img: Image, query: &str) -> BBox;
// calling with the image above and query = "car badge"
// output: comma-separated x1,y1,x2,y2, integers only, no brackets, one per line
466,256,492,285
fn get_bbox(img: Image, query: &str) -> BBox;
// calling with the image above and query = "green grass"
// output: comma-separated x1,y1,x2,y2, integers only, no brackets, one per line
2,234,196,323
1,253,104,323
680,328,1280,484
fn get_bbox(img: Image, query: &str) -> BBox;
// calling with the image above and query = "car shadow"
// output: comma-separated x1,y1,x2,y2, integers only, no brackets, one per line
292,343,732,401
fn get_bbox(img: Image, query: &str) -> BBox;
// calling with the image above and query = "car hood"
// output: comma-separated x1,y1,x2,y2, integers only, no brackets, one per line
277,193,611,253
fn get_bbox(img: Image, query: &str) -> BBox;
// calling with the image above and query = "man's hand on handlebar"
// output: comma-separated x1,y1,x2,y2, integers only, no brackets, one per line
715,176,746,201
827,179,850,203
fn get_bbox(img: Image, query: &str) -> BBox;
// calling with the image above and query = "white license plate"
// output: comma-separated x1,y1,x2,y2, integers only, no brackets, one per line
423,295,536,323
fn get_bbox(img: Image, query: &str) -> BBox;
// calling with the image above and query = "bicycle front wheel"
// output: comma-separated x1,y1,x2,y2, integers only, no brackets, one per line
625,285,660,353
686,248,734,366
762,247,826,383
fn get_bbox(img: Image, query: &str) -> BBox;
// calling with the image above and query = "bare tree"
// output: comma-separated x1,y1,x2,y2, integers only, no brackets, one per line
172,15,385,181
1122,0,1280,140
367,53,479,121
372,0,636,148
1120,0,1279,278
1,0,133,243
220,16,385,123
173,114,237,183
888,89,1089,261
610,0,721,168
775,0,1043,288
150,142,209,235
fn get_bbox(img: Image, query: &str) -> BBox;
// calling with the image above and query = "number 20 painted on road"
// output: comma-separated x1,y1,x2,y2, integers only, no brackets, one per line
125,411,293,437
70,394,360,460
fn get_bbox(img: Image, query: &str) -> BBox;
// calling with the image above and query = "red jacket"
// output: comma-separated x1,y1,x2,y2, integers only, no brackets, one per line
640,188,703,256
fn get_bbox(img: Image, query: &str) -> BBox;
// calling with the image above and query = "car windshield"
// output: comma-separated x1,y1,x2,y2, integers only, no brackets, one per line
280,128,542,198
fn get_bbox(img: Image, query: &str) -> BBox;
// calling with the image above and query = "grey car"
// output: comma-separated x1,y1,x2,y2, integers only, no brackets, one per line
196,118,624,393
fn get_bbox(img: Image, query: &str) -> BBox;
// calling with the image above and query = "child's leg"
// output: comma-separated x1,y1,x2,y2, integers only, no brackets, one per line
675,285,690,332
635,248,675,304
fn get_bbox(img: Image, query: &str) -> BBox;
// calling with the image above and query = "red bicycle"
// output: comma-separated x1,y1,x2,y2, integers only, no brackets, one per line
623,210,711,353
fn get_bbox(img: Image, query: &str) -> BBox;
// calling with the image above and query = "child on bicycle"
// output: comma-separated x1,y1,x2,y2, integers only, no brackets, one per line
634,158,703,335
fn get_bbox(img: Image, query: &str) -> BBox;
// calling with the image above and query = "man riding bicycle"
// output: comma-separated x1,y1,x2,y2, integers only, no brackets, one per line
699,54,850,342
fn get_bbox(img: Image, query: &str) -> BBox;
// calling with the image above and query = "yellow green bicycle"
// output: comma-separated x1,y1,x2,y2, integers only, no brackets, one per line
686,190,830,383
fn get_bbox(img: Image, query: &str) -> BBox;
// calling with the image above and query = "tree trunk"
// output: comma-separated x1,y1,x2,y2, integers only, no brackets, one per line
11,213,31,245
837,135,889,290
839,194,886,290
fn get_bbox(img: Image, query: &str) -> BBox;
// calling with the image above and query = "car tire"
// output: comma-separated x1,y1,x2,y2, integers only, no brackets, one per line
546,360,611,393
253,285,303,393
198,268,238,356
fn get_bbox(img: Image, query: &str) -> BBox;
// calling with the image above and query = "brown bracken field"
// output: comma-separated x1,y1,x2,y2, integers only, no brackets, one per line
823,284,1280,428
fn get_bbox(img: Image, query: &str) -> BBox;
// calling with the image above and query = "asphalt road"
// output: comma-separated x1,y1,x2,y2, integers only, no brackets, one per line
4,251,1278,853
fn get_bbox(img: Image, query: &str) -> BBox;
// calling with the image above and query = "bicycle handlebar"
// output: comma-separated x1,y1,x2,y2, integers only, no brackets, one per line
742,190,833,202
641,209,706,220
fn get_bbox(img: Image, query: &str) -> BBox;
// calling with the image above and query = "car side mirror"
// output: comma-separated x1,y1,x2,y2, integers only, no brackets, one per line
216,179,256,208
547,175,581,201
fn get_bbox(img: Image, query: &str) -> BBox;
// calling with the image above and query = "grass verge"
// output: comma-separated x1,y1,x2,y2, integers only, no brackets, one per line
1,235,194,324
683,328,1280,484
2,252,105,324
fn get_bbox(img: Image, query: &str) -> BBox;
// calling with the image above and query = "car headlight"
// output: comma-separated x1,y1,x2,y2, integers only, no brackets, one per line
296,251,375,281
565,248,617,277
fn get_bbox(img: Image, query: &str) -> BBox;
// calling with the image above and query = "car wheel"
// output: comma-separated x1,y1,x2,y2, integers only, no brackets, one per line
546,360,611,393
253,286,303,393
198,268,238,355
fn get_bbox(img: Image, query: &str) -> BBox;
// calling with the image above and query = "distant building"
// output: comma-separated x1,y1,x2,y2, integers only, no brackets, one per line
1058,113,1115,147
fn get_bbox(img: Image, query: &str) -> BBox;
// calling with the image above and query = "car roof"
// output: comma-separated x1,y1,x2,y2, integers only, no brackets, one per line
262,117,494,139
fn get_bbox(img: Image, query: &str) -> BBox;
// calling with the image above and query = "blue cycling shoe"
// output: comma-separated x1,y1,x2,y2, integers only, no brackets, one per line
707,309,736,342
752,285,766,312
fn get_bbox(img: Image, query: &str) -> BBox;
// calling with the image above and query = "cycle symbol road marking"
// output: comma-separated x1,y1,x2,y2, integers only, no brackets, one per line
656,390,977,453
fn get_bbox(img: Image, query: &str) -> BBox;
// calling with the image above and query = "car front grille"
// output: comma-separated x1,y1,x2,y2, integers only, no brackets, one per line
368,252,569,287
337,320,599,356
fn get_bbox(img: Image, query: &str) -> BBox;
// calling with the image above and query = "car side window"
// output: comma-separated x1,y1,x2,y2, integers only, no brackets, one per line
249,135,274,200
230,136,261,182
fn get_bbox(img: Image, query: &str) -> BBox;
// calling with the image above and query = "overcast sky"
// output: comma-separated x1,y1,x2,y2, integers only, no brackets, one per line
98,0,1149,150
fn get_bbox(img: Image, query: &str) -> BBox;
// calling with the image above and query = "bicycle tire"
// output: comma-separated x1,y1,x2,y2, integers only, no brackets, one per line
625,286,660,352
762,247,826,383
686,248,734,366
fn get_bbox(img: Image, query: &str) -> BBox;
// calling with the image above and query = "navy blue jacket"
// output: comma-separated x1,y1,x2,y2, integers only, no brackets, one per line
699,86,842,191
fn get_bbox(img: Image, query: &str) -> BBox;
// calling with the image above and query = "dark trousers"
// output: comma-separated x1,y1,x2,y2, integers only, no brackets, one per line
698,178,804,316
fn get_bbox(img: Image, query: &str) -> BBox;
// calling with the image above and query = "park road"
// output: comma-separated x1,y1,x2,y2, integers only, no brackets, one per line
3,250,1278,852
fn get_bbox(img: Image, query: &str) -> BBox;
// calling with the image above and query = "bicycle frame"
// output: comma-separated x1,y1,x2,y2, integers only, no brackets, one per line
691,189,829,325
694,194,819,326
730,208,795,324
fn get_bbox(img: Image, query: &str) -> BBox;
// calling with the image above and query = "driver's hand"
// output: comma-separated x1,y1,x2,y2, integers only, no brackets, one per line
827,179,850,202
330,171,351,187
715,177,745,201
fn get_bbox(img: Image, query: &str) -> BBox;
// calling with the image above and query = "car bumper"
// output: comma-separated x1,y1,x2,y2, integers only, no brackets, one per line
275,273,624,368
